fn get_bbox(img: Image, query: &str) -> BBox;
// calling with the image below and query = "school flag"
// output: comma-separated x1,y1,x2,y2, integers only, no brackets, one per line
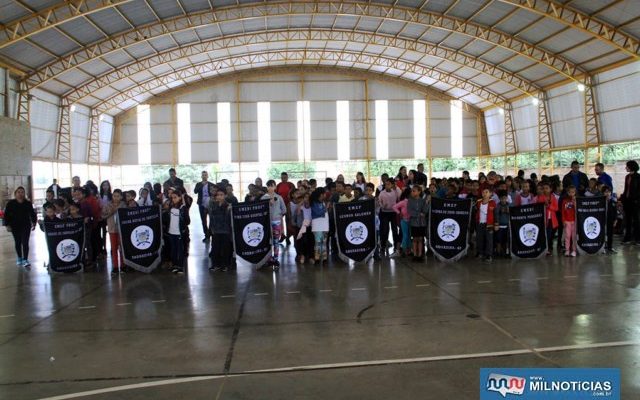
429,197,472,262
117,206,162,273
231,200,272,268
333,199,376,263
576,196,606,255
509,203,547,259
45,218,85,273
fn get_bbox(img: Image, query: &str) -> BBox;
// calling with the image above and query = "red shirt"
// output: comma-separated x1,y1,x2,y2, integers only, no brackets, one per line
475,199,497,227
561,198,576,222
536,194,559,228
276,181,295,205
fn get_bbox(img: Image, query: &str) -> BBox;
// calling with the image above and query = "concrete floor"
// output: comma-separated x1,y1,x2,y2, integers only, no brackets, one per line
1,214,640,399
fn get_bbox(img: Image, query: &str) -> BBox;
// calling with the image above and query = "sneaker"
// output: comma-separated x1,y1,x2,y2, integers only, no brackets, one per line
608,248,618,253
110,269,119,277
485,256,493,262
209,266,223,272
16,258,23,266
571,251,576,257
564,252,570,257
22,259,31,267
171,267,184,274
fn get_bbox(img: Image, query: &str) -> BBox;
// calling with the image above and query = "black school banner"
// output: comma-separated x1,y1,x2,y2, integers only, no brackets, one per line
333,199,376,263
45,218,85,273
429,198,471,262
509,203,547,259
576,196,606,255
231,200,272,267
117,206,162,273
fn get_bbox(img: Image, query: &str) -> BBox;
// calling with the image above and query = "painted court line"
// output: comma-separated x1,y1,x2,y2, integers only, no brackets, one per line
254,293,268,296
383,286,398,289
248,341,640,374
415,284,430,287
508,279,521,282
220,295,236,298
78,306,96,310
35,341,640,400
477,281,492,284
116,303,131,306
446,282,460,285
565,275,578,279
319,289,333,292
286,291,301,294
37,375,236,400
151,300,166,303
600,274,613,277
351,288,366,291
0,314,15,318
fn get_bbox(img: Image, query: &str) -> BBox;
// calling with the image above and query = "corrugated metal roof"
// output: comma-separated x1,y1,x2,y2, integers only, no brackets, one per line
0,0,635,117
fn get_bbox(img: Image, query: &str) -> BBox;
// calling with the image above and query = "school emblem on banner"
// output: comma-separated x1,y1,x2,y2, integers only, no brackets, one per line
117,206,162,273
576,196,606,255
131,225,153,250
242,222,265,247
334,199,376,263
437,218,460,242
232,200,272,267
509,204,547,259
519,223,539,247
56,239,80,261
45,218,85,273
429,198,471,262
345,221,368,245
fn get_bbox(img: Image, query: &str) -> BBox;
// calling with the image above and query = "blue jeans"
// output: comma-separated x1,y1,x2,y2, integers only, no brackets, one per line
169,234,184,269
400,219,411,250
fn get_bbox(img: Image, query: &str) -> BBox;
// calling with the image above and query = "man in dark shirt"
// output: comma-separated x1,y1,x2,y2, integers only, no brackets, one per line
194,171,214,241
163,168,184,192
413,163,428,187
562,161,589,196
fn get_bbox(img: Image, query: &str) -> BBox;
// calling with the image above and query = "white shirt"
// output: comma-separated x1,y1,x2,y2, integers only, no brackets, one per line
168,208,181,235
479,203,489,224
202,184,210,205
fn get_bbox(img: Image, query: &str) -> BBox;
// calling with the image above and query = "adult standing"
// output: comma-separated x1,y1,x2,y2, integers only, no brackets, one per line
276,172,296,245
47,179,62,199
3,187,37,267
414,163,428,187
595,163,613,191
163,168,184,192
620,160,640,245
562,161,589,196
194,171,215,242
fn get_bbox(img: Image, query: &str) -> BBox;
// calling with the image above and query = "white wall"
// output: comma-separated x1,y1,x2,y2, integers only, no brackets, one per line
595,61,640,144
114,73,478,164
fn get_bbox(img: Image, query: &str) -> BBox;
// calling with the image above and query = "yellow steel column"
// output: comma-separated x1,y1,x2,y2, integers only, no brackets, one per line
364,79,371,181
236,80,243,197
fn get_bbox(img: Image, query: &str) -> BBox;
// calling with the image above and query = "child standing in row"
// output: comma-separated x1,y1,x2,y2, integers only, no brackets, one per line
310,187,329,264
476,188,497,261
261,180,286,269
208,189,233,271
408,186,428,261
561,185,577,257
101,189,125,276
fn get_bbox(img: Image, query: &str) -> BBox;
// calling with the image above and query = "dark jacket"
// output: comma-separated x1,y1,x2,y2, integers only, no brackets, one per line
162,205,190,236
194,181,215,206
621,172,640,205
163,177,184,190
208,200,232,235
3,199,37,229
562,171,589,195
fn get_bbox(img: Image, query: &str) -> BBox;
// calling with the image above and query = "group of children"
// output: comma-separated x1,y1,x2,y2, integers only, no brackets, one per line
13,160,634,276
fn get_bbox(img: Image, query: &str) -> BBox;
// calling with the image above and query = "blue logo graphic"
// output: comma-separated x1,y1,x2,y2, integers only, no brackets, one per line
480,368,620,400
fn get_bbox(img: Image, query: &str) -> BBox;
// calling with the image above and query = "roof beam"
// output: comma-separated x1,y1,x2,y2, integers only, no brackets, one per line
62,29,540,104
25,1,584,88
91,48,509,115
497,0,639,58
0,0,134,50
